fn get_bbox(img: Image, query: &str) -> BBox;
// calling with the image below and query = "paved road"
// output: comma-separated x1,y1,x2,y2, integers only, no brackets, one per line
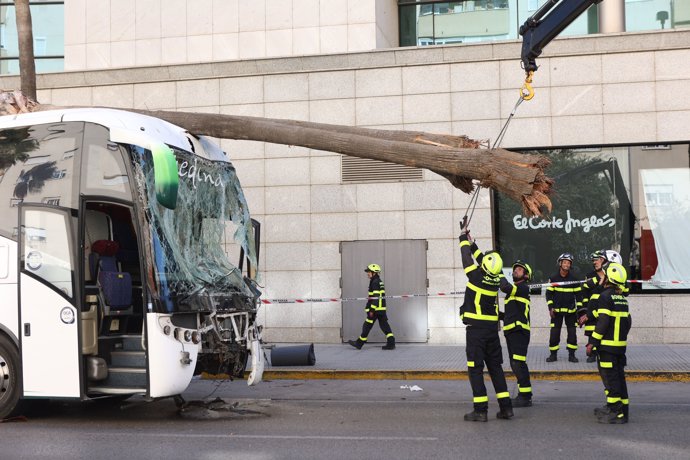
1,378,689,460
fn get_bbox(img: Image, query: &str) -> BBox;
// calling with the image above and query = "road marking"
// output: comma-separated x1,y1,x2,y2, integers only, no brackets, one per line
79,432,437,441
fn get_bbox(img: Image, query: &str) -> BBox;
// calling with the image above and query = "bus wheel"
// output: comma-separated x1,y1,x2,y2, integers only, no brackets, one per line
0,335,22,420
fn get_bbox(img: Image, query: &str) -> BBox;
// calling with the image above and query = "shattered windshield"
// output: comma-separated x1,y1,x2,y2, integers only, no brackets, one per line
132,144,257,313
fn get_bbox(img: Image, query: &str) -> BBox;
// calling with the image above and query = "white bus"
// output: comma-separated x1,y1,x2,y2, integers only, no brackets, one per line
0,108,264,418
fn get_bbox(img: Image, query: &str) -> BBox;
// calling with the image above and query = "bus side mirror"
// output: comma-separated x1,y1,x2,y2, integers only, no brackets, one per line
151,143,178,210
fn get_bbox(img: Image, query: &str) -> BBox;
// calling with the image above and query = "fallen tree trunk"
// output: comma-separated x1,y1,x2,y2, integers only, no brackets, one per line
128,110,552,216
2,91,552,216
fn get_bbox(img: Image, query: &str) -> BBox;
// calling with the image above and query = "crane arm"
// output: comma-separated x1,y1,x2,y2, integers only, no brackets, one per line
520,0,604,74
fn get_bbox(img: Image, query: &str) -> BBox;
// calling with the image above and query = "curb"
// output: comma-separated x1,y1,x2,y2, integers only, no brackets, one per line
201,370,690,383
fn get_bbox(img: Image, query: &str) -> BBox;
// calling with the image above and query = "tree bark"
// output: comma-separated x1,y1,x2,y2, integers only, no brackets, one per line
15,0,37,100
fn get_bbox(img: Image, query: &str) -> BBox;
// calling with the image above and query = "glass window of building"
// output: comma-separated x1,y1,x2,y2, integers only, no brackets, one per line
400,1,689,47
0,1,64,75
494,143,690,292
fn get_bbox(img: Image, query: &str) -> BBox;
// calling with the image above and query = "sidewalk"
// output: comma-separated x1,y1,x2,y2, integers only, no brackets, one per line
258,344,690,382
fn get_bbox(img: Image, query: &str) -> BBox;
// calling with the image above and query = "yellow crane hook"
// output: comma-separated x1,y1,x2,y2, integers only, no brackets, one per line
520,70,535,101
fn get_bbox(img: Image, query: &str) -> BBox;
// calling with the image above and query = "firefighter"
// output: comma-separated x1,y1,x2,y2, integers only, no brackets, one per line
499,260,533,407
459,230,513,422
546,253,583,363
578,250,607,363
579,250,623,363
348,263,395,350
586,262,631,424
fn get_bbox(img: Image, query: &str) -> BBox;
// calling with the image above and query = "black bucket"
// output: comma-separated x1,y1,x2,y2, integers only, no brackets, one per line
270,344,316,366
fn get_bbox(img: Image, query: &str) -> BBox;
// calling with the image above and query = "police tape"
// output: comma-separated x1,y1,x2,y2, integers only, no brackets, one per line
259,278,690,305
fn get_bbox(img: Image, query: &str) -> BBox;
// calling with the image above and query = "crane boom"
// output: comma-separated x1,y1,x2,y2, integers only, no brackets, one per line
520,0,604,73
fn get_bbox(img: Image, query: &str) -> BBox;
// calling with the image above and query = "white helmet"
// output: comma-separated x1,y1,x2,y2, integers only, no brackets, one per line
603,249,622,265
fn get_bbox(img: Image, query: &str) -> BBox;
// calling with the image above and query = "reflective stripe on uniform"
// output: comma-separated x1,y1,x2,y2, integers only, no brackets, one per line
496,392,510,399
365,319,374,324
549,345,559,351
518,386,532,393
599,361,613,368
504,321,531,331
473,396,488,403
465,281,499,321
607,396,621,404
467,361,475,367
512,354,527,362
592,331,604,340
567,344,578,350
601,339,627,347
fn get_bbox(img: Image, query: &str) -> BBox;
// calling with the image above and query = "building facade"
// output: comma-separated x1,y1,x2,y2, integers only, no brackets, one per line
1,0,689,345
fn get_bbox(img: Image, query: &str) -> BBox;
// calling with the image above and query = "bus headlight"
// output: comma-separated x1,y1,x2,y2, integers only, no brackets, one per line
184,330,192,342
191,331,200,344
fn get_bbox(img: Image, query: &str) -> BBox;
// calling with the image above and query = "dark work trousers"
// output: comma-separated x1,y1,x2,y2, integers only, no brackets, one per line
466,326,511,412
597,351,629,417
505,330,532,398
549,312,578,352
358,310,393,341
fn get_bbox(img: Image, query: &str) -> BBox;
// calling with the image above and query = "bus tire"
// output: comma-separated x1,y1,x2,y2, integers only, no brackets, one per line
0,335,22,420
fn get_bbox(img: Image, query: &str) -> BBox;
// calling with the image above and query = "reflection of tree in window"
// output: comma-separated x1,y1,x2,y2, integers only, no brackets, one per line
13,161,59,199
0,127,39,172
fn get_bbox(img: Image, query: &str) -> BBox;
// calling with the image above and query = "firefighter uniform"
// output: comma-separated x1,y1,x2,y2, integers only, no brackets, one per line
499,272,532,405
588,263,631,424
459,233,512,421
579,270,605,338
349,266,395,350
546,270,582,361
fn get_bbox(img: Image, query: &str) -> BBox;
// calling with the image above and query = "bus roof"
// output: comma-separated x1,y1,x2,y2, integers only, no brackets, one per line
0,107,227,162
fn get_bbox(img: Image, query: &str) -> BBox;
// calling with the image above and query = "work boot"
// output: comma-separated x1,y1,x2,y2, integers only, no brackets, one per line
347,339,363,350
597,410,627,424
463,410,488,422
382,337,396,350
496,407,514,420
546,351,557,362
586,355,597,363
568,351,579,363
511,396,532,408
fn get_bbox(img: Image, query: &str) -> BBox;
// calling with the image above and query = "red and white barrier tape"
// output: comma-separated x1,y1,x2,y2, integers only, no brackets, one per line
259,278,689,305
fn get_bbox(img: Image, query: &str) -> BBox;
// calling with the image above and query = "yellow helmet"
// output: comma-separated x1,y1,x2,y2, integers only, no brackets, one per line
365,263,381,273
605,262,627,287
481,252,503,276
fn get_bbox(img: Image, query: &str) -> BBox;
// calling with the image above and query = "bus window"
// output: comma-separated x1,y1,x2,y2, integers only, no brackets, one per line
0,123,82,238
22,208,74,299
81,124,132,201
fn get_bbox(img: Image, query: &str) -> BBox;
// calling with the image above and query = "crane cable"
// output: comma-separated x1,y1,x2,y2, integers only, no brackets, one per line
460,93,527,230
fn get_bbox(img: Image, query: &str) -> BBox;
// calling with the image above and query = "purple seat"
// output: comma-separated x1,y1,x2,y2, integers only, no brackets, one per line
91,240,132,312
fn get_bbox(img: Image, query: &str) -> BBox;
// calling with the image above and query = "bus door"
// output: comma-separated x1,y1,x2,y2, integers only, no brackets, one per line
19,206,81,398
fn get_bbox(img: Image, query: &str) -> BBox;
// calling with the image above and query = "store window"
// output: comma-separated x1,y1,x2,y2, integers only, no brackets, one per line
0,1,64,75
494,144,690,292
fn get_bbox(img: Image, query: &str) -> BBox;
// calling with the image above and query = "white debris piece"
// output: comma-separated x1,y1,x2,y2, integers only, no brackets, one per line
399,385,423,392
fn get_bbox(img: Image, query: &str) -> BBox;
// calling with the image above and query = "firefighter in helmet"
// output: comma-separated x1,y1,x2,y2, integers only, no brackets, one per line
348,263,395,350
546,253,583,363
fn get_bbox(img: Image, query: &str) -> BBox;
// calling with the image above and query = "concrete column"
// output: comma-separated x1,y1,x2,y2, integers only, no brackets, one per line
599,0,626,33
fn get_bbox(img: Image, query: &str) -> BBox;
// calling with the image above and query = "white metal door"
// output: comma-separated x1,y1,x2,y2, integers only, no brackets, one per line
20,207,81,398
342,240,428,342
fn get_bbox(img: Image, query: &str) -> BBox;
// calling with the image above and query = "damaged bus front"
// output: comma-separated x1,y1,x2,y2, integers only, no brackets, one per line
128,132,265,385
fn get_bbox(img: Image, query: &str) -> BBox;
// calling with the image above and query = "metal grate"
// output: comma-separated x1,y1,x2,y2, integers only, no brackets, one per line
341,155,423,184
